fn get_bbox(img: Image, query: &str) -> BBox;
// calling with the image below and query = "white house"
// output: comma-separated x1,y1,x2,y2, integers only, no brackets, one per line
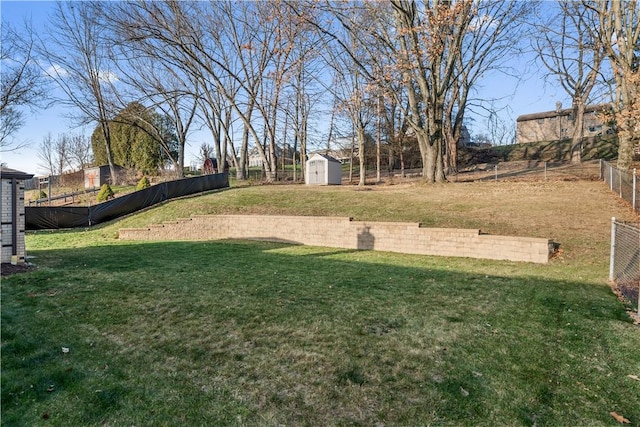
305,153,342,185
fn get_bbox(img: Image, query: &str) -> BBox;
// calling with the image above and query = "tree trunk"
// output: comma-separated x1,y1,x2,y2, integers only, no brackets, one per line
238,126,249,180
617,124,637,171
356,124,366,186
349,135,354,183
571,101,585,164
101,122,118,185
376,97,381,183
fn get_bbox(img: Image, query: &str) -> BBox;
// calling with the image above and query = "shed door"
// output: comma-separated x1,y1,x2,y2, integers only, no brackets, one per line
309,159,324,184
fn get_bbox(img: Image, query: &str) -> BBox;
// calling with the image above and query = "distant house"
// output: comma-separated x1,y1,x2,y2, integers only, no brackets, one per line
516,103,612,144
247,144,299,168
321,148,355,164
1,167,34,264
203,158,230,174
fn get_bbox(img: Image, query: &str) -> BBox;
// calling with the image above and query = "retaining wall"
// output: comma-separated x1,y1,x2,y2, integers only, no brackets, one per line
119,215,554,264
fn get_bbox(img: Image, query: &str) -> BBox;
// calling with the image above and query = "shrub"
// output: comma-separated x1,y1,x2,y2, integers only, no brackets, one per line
96,184,114,202
37,191,47,200
136,176,151,191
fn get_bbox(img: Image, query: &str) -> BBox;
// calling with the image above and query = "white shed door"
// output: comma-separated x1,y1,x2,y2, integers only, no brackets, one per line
309,159,324,184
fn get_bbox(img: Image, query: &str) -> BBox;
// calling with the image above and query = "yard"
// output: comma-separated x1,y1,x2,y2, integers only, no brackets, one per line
2,178,639,425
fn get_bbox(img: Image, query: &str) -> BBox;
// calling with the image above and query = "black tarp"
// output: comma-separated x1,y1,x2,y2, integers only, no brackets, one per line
26,173,229,230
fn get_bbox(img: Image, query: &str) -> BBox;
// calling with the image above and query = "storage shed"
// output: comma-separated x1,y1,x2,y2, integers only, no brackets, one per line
84,165,124,189
1,167,34,264
306,153,342,185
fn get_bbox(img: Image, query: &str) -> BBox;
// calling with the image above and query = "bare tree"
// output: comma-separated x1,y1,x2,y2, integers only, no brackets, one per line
324,40,375,186
67,133,93,171
37,133,68,177
534,1,604,163
38,2,119,183
1,20,47,151
196,143,215,166
587,0,640,169
444,0,535,173
487,109,516,146
304,1,534,182
37,133,56,177
109,40,199,178
111,1,274,181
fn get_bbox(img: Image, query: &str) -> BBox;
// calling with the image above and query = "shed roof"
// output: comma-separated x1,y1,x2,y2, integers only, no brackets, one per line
308,153,341,163
1,166,34,180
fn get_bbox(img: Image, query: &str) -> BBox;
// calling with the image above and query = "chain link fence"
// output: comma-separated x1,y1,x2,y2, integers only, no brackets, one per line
600,160,640,214
609,218,640,316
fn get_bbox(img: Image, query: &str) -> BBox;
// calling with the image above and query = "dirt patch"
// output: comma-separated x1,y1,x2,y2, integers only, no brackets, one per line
1,263,35,277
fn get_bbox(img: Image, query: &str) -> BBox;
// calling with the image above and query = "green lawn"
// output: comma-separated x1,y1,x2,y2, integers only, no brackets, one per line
3,180,640,426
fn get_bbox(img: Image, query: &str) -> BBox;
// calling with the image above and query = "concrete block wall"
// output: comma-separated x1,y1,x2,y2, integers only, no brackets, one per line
119,215,554,264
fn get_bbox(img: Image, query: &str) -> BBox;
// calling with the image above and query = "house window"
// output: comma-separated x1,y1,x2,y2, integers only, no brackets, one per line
567,114,573,121
549,116,557,121
537,118,545,124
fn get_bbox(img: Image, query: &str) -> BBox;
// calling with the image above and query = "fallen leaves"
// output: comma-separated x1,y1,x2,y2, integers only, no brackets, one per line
610,412,630,424
628,374,640,381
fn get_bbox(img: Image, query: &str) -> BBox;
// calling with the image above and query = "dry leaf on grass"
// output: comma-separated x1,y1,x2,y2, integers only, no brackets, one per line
627,374,640,381
610,412,630,424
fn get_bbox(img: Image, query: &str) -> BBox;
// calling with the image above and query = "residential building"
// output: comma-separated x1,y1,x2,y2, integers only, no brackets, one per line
516,103,612,144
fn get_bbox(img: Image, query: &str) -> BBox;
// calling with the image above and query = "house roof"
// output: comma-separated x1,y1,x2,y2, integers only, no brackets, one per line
516,104,611,122
0,166,34,180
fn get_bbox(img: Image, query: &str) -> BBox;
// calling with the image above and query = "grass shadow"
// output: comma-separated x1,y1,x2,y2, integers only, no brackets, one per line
2,240,639,426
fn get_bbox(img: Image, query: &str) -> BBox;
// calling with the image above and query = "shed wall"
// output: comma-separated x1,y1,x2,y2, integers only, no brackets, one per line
327,160,342,185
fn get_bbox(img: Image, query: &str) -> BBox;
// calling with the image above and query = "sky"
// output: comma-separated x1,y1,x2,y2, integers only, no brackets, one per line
1,1,571,176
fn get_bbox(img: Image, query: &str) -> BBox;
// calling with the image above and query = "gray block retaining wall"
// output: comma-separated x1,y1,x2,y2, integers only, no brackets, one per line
119,215,555,264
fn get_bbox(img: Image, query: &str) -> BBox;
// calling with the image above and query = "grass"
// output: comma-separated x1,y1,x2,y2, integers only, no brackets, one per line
3,177,640,425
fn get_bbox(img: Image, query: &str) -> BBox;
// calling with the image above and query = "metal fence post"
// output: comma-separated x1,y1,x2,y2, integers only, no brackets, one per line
619,168,623,198
599,159,603,180
494,164,498,182
609,163,613,191
633,169,637,212
609,217,616,281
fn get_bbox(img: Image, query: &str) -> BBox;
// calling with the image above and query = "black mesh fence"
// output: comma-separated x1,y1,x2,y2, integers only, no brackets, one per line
26,173,228,230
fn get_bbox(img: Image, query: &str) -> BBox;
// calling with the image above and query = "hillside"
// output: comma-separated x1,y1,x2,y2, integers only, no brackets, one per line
458,135,618,167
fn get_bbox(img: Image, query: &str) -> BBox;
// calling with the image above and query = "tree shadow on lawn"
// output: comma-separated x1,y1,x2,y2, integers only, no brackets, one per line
3,240,639,426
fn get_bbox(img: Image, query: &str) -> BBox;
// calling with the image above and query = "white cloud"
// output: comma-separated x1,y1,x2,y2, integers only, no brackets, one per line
469,14,496,32
45,63,68,78
99,70,119,83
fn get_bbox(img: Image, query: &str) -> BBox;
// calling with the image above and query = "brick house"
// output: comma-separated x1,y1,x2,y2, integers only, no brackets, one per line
1,167,34,264
516,103,612,144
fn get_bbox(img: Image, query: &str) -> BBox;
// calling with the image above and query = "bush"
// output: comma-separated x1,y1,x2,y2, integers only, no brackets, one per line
37,191,47,200
136,176,151,191
96,184,114,202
